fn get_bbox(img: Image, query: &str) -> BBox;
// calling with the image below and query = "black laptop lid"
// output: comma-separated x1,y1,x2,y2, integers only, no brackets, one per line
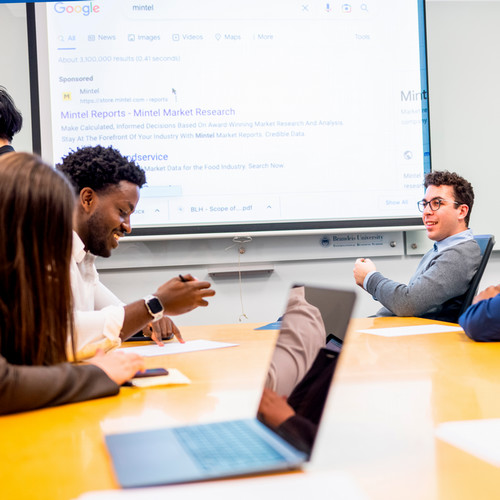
304,285,357,347
257,285,356,454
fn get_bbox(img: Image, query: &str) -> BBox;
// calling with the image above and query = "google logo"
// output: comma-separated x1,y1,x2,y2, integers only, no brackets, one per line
53,2,100,16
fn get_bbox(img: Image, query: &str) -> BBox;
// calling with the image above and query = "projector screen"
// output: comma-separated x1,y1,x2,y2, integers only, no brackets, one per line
29,0,430,237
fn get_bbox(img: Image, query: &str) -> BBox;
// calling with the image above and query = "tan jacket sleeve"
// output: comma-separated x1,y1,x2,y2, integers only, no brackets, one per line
265,287,326,398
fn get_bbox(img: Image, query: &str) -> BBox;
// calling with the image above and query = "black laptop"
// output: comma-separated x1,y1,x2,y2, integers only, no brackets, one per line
303,285,356,349
105,285,356,488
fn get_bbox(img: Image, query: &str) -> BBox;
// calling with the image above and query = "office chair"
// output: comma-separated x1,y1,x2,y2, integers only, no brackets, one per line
458,234,495,316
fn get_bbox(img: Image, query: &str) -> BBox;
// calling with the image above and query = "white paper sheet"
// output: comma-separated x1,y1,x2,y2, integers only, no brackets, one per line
357,324,463,337
75,470,368,500
435,418,500,467
119,339,238,357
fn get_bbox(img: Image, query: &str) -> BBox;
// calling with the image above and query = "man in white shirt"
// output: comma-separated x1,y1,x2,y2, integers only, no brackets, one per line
57,145,215,359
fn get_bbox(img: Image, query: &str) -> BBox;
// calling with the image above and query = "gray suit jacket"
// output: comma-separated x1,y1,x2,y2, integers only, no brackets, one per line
367,238,481,322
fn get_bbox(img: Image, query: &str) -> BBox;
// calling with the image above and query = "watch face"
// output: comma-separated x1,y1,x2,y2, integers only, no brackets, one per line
148,297,163,314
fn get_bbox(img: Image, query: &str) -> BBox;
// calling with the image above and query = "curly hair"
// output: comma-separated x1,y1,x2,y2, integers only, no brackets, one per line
0,87,23,142
424,170,474,226
56,145,146,194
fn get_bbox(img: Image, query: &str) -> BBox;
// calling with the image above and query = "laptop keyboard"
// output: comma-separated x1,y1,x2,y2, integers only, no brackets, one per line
173,420,286,472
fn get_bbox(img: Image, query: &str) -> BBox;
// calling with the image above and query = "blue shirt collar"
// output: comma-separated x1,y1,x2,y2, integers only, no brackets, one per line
434,228,474,252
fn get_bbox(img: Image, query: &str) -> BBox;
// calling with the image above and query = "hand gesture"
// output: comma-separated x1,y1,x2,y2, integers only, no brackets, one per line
144,316,184,345
353,258,376,287
155,274,215,316
473,285,500,305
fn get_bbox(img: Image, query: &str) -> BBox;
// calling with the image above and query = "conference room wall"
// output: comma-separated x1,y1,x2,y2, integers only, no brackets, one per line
2,1,499,325
1,4,32,153
96,252,500,326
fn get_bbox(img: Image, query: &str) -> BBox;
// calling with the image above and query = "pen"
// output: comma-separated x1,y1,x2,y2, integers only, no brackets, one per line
179,274,188,282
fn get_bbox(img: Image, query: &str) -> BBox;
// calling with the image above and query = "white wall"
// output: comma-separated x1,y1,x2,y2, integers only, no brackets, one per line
426,0,500,239
2,1,499,326
1,4,32,152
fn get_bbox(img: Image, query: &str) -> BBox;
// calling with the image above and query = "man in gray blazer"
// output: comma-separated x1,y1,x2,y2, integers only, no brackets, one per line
353,171,481,322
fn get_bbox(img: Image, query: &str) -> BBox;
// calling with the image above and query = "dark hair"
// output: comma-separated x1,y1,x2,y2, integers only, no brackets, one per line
0,153,75,365
0,87,23,142
56,145,146,194
424,170,474,226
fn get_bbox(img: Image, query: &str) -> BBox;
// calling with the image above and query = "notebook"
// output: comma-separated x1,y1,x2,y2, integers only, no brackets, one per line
105,285,357,488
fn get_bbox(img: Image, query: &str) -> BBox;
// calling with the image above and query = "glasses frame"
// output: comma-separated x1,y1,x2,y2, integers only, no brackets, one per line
417,198,461,213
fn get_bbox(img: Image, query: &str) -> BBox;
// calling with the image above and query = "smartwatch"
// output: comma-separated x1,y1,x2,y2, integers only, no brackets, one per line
143,295,164,322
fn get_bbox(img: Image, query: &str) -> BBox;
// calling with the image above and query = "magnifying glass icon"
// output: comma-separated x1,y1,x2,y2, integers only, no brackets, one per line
361,3,368,12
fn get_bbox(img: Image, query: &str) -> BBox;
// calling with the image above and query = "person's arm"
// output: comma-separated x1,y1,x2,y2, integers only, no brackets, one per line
459,289,500,342
353,258,377,288
74,274,213,353
94,279,183,344
73,306,125,357
120,274,214,339
0,351,145,415
265,287,326,397
142,318,183,345
258,387,295,428
365,243,481,317
0,356,118,415
95,282,183,344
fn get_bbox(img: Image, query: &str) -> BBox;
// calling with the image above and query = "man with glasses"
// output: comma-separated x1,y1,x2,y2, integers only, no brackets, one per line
353,171,481,322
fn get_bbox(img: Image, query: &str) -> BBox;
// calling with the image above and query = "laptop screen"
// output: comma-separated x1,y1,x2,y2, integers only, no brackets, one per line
257,285,356,454
304,285,357,346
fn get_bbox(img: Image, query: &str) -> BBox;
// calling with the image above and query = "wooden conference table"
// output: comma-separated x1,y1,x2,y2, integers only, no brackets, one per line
1,317,500,500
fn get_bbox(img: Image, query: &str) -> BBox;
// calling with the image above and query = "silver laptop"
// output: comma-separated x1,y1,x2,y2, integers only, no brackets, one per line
105,285,356,488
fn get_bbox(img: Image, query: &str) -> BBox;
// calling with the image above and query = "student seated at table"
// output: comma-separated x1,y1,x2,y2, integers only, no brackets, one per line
353,171,481,322
0,152,145,415
56,145,215,359
459,285,500,341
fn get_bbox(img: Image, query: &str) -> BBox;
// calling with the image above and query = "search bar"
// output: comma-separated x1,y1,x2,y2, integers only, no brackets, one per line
125,0,372,20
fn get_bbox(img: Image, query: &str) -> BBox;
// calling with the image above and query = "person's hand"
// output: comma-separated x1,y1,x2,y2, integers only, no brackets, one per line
353,258,376,288
145,317,184,345
257,387,295,428
87,350,145,386
473,285,500,305
154,274,215,316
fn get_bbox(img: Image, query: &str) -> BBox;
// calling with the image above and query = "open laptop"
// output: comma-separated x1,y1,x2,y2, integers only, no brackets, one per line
105,285,356,488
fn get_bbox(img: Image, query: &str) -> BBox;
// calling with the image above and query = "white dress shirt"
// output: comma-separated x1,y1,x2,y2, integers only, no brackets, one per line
70,232,125,359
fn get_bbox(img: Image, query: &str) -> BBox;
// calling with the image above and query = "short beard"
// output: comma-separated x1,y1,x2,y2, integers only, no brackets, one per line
86,210,111,258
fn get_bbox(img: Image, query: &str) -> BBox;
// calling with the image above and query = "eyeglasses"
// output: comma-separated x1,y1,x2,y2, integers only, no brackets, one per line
417,198,461,212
